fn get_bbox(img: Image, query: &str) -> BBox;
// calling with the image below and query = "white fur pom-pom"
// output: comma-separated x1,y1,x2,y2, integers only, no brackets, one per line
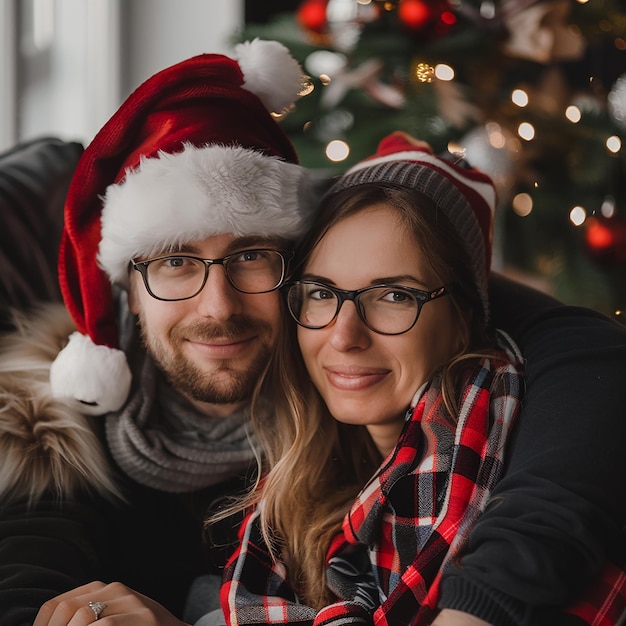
50,332,132,415
234,39,307,114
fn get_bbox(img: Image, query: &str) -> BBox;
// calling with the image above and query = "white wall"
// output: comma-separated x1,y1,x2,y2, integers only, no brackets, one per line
16,0,122,146
0,0,17,149
3,0,243,150
122,0,243,100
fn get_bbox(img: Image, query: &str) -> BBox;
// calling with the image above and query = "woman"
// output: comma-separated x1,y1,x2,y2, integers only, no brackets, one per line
218,132,625,626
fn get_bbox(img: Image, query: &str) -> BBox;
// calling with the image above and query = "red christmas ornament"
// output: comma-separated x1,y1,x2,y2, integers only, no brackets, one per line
440,9,457,27
297,0,328,33
397,0,431,30
396,0,455,37
584,216,626,267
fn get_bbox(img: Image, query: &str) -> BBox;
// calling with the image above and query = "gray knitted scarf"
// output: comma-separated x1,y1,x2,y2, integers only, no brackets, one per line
105,351,258,493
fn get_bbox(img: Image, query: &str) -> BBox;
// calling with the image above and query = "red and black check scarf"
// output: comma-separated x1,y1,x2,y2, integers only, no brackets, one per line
221,332,626,625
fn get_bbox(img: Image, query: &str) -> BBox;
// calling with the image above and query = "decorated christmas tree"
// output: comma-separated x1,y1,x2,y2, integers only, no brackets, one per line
240,0,626,321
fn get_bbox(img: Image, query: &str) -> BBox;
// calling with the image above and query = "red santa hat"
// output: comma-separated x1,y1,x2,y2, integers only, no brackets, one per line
328,131,496,319
50,39,313,414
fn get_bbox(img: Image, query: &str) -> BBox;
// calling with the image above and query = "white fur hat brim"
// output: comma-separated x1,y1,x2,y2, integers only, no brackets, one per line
98,143,313,285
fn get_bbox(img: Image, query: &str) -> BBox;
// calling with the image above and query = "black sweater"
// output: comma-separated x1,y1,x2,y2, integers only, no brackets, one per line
438,274,626,624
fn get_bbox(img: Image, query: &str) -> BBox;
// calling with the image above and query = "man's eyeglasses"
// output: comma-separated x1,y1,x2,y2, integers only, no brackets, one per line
132,249,293,301
286,281,451,336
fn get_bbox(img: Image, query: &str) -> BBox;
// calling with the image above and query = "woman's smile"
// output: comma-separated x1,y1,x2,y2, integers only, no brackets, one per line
323,364,390,391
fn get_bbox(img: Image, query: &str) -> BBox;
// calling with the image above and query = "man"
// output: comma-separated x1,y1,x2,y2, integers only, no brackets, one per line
0,39,316,625
1,39,625,626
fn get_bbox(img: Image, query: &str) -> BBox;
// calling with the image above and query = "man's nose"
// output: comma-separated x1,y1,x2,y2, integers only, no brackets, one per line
194,264,243,320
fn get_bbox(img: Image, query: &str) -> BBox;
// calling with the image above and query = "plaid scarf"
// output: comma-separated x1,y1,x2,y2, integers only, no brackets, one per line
221,331,626,625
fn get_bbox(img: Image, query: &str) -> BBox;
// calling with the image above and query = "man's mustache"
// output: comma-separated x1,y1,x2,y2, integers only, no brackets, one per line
171,316,270,343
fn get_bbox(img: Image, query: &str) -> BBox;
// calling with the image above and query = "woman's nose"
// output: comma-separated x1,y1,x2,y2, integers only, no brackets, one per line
327,301,371,351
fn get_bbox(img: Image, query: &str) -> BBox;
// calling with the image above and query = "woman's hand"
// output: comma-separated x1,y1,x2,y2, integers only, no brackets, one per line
431,609,493,625
33,580,191,625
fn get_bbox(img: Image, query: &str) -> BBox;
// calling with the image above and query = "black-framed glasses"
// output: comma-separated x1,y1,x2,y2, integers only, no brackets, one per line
286,281,451,336
132,249,294,301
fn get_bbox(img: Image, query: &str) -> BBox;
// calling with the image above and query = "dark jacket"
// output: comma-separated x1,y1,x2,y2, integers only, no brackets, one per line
0,131,248,622
0,464,245,625
0,306,247,626
441,275,626,624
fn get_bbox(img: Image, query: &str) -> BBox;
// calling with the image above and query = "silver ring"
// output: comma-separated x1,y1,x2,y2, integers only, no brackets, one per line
88,601,108,620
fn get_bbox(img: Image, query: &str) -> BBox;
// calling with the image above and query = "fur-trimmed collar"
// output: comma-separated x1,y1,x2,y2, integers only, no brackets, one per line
0,303,121,504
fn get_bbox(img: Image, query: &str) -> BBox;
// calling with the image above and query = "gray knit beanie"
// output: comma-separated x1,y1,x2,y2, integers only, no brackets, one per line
328,131,497,320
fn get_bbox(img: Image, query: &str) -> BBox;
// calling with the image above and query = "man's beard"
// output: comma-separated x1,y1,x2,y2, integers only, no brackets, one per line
139,316,273,405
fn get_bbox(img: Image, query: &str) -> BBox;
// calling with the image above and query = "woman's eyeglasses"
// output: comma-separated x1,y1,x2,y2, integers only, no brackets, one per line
285,280,451,336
